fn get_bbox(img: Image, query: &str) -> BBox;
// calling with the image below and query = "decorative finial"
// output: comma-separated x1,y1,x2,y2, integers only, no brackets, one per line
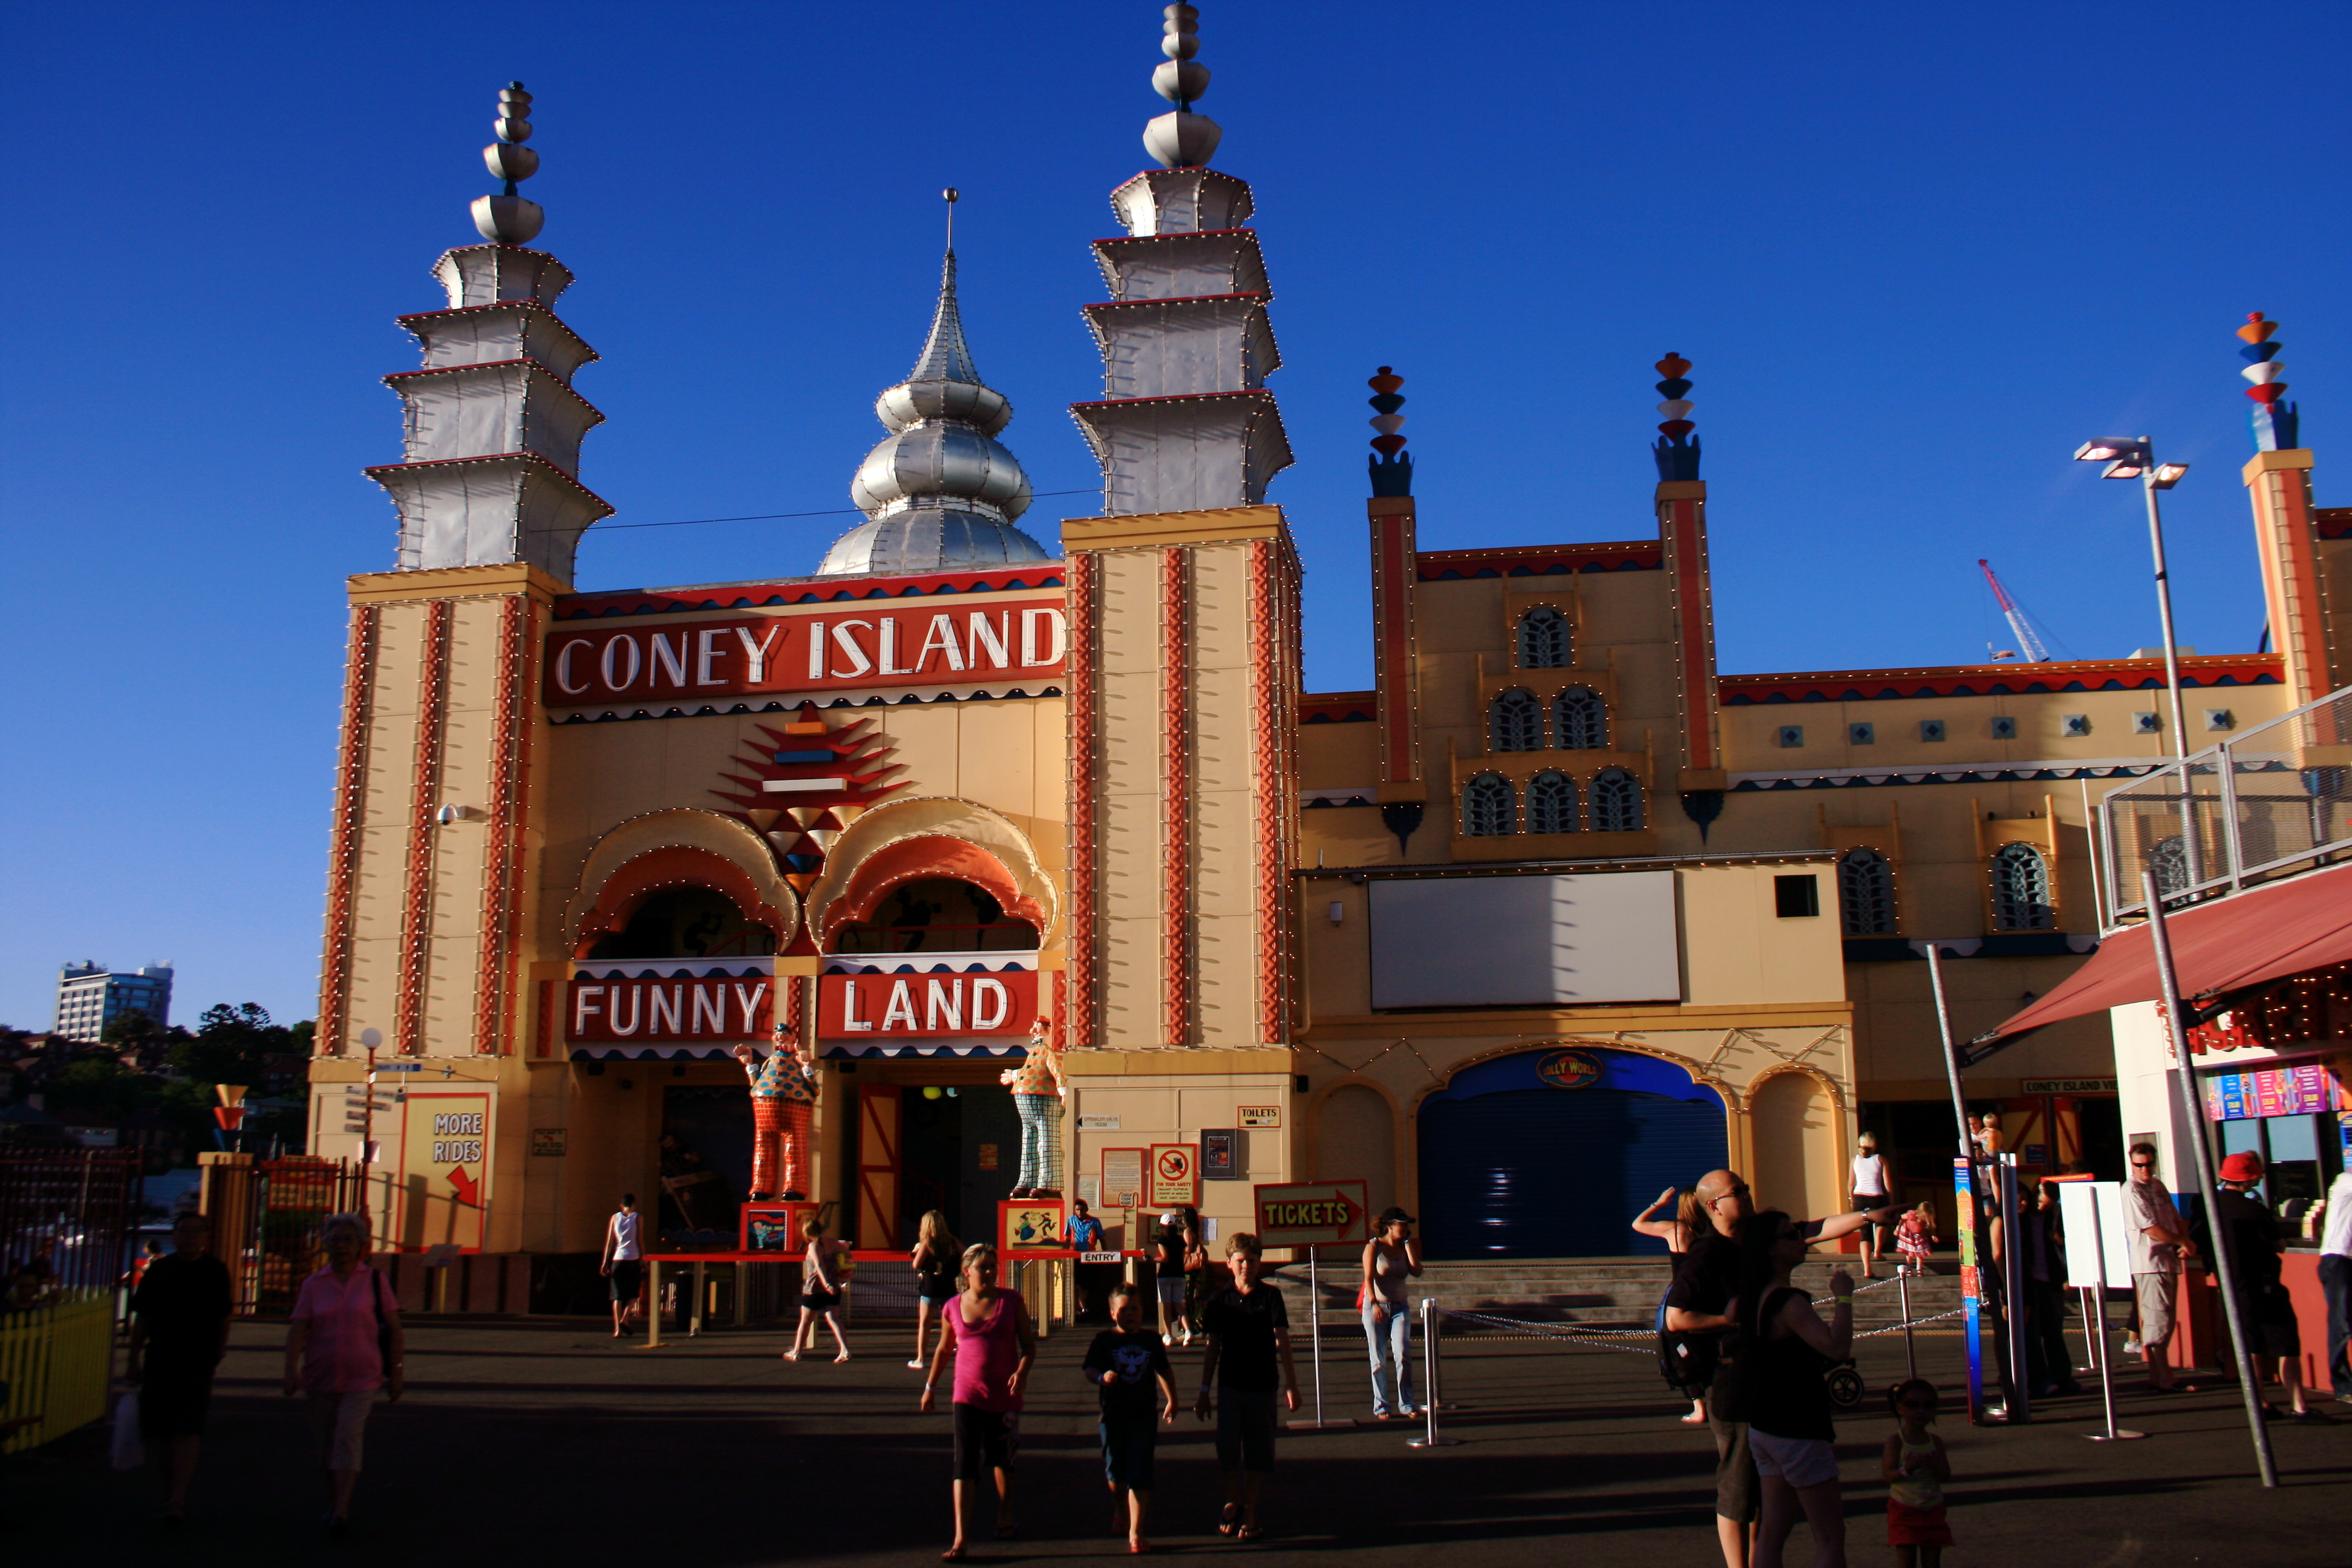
471,82,544,245
943,187,958,250
1651,352,1700,482
1143,4,1222,169
1368,366,1413,497
2239,312,2299,452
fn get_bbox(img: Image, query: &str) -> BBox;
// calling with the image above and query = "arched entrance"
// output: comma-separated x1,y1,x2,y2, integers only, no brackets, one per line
1417,1047,1727,1259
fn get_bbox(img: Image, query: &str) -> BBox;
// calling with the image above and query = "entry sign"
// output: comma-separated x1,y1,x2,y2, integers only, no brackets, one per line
1252,1180,1370,1249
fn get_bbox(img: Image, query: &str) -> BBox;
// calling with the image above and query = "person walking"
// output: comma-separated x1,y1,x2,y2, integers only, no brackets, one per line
2211,1152,2328,1422
1666,1168,1894,1568
1849,1135,1891,1277
920,1243,1037,1560
2123,1142,2195,1393
1151,1212,1189,1346
910,1210,962,1370
599,1193,643,1339
1180,1207,1212,1347
2020,1178,2079,1398
1878,1379,1953,1567
125,1212,232,1523
1362,1206,1422,1421
1193,1232,1299,1541
2322,1163,2352,1406
785,1215,853,1363
1083,1284,1177,1553
1731,1210,1854,1568
283,1214,403,1538
1636,1187,1710,1425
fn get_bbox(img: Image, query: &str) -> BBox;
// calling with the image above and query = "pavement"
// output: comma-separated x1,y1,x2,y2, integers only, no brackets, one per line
7,1311,2346,1567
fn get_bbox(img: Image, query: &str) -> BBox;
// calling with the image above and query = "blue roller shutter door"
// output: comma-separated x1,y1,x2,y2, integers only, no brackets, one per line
1419,1086,1728,1259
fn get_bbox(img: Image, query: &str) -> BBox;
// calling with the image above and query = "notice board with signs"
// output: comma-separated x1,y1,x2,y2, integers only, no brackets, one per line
1148,1143,1198,1207
1001,1197,1068,1258
394,1091,492,1253
1251,1181,1371,1248
1201,1129,1241,1180
1101,1148,1145,1210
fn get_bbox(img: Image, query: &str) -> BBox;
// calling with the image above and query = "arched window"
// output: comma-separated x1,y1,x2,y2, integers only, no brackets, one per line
1517,606,1570,669
1591,768,1644,832
1489,688,1544,752
1837,848,1896,936
1463,773,1517,836
1990,843,2054,930
2146,835,2189,898
830,877,1041,955
1528,771,1579,833
587,886,777,961
1555,687,1608,749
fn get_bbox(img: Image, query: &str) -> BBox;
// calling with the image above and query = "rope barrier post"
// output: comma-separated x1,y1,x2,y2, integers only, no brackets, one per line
2077,1149,2141,1441
1898,1268,1917,1381
1406,1299,1460,1448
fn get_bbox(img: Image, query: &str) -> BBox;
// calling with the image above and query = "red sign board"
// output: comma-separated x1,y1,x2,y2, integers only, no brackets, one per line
567,976,773,1044
816,970,1037,1040
543,601,1068,707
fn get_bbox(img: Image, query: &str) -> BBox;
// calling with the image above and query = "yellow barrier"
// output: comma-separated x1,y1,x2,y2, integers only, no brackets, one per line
0,1290,116,1454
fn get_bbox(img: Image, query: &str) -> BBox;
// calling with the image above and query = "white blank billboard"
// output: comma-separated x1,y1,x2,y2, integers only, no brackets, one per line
1366,871,1681,1009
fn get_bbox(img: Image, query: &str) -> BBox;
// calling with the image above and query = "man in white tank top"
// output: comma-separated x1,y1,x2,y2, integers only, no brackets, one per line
601,1194,644,1339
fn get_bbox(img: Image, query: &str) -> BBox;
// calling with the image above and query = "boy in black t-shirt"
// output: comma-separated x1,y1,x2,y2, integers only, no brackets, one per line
1192,1232,1298,1541
1082,1286,1177,1552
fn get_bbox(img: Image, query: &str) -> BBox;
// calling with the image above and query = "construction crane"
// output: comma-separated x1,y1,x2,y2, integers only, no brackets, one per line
1978,559,2053,663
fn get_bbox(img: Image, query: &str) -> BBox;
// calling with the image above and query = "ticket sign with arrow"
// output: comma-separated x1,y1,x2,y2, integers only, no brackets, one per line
1251,1181,1370,1248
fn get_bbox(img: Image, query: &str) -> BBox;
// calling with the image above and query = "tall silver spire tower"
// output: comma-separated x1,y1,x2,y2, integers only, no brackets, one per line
365,83,612,582
1070,4,1291,515
817,192,1048,576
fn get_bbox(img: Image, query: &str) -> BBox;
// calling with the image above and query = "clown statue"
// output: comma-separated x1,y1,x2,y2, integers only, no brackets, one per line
734,1029,818,1201
1000,1013,1067,1198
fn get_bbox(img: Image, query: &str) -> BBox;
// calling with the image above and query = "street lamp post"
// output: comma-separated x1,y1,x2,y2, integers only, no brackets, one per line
2074,439,2199,892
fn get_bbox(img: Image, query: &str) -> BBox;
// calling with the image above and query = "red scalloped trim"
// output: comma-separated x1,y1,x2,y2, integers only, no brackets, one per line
1163,548,1192,1049
317,604,380,1056
1066,554,1100,1053
394,601,452,1055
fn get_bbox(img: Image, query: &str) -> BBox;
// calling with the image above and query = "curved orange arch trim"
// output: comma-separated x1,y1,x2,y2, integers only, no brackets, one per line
818,835,1045,951
572,844,794,959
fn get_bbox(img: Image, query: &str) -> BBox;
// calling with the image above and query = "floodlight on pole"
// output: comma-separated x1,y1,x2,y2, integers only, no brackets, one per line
2073,433,2200,890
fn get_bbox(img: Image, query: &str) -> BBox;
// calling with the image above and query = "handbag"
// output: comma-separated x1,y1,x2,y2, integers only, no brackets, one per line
110,1391,145,1471
367,1264,396,1374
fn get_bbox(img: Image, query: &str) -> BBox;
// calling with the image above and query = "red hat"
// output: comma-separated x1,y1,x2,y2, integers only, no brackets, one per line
2219,1151,2265,1184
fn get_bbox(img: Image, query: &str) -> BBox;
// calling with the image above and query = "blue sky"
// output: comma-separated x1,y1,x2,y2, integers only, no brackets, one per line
3,2,2346,1029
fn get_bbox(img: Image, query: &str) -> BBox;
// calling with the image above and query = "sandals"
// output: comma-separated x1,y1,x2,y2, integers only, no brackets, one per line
1217,1504,1241,1537
941,1547,967,1562
1238,1521,1265,1541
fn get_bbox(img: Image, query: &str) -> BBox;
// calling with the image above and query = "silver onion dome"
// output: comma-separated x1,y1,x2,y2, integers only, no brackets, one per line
817,245,1048,577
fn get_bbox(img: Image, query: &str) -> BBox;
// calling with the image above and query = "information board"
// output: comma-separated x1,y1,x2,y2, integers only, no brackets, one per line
2057,1180,2133,1289
1251,1181,1371,1248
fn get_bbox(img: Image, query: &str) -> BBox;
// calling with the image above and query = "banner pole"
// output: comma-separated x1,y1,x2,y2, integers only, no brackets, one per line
1311,1244,1325,1426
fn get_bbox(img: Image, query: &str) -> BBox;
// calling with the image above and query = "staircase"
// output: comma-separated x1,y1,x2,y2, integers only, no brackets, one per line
1261,1256,1962,1334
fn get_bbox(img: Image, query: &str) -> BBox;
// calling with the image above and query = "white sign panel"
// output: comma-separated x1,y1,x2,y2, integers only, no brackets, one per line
2057,1180,2132,1289
1367,871,1682,1010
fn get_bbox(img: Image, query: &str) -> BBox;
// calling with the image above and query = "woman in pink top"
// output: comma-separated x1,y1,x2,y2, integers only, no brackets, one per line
282,1214,404,1537
919,1243,1036,1561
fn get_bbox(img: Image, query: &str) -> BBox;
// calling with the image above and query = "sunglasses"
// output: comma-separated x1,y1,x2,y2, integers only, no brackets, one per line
2131,1161,2154,1169
1710,1183,1752,1204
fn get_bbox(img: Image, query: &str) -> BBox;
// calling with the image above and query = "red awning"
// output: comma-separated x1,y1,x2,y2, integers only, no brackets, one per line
1981,863,2352,1045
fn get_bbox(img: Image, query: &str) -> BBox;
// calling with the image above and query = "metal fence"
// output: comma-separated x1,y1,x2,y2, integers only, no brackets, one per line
0,1148,142,1293
2100,685,2352,924
199,1154,364,1316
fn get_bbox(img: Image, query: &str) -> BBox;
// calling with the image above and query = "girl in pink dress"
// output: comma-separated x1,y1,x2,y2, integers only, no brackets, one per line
1895,1200,1936,1274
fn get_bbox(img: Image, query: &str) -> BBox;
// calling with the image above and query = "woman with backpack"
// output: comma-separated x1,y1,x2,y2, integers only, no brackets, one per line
1725,1210,1854,1568
283,1212,404,1538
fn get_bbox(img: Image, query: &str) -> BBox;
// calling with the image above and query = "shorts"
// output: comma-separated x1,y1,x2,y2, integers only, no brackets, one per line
138,1367,215,1440
609,1258,643,1302
918,1285,957,1308
1214,1386,1278,1474
952,1403,1019,1480
310,1390,377,1472
1157,1278,1186,1311
802,1289,841,1313
2133,1272,2177,1345
1749,1429,1840,1489
1704,1390,1759,1523
1100,1413,1158,1491
1852,1193,1887,1215
1888,1500,1955,1547
2235,1284,2302,1358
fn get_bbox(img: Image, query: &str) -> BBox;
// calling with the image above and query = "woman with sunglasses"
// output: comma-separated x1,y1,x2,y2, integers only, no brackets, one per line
1733,1210,1854,1568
